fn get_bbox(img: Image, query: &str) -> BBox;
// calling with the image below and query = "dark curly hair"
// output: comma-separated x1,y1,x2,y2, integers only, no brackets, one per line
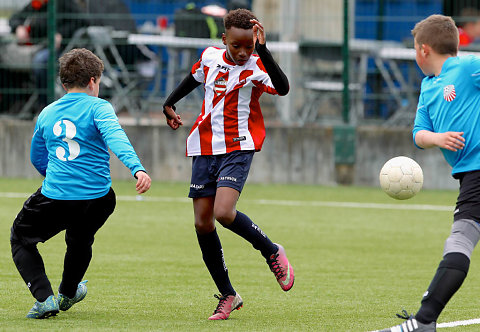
224,8,257,30
59,48,104,90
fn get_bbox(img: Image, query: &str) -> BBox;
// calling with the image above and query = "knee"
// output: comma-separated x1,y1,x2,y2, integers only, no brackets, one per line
214,205,236,225
193,205,215,234
65,233,94,248
195,219,215,234
10,227,28,253
444,219,480,259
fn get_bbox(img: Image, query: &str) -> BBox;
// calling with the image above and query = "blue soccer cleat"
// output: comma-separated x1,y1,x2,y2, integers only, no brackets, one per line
57,280,88,311
26,295,59,319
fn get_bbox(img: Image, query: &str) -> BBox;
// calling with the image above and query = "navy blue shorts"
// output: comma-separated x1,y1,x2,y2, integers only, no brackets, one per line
188,150,254,198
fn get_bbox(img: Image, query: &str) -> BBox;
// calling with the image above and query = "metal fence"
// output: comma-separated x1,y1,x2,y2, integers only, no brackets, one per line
0,0,478,125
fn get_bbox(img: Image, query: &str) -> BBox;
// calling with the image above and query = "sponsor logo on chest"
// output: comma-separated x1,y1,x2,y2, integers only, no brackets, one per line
443,84,456,102
214,76,227,96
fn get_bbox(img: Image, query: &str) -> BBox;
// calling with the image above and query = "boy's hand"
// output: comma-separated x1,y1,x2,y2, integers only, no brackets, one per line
134,171,151,194
435,131,465,151
415,130,465,151
163,105,183,130
251,19,265,45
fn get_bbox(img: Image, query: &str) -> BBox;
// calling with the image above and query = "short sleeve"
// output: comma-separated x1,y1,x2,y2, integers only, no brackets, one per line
191,47,211,83
251,58,278,95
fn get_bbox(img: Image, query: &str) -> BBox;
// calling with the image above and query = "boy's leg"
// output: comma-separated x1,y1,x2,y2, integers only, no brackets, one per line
59,188,116,298
11,241,54,302
190,155,242,320
194,196,235,297
214,187,277,259
212,150,294,291
415,253,469,324
10,188,65,302
376,219,479,331
415,219,480,324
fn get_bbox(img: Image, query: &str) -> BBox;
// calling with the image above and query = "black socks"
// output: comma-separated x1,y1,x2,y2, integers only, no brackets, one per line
224,211,278,259
415,252,470,324
196,229,235,296
196,211,278,296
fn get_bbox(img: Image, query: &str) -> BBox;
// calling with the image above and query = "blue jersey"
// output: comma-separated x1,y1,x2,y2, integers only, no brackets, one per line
413,55,480,175
30,93,145,200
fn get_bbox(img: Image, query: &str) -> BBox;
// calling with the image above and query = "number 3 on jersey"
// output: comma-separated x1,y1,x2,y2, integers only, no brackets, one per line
53,120,80,161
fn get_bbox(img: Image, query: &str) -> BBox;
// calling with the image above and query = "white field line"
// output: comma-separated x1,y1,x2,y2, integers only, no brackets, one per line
437,318,480,328
369,318,480,331
0,192,454,212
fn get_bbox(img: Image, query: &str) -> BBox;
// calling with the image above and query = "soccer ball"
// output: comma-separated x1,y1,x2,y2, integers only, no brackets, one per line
379,156,423,200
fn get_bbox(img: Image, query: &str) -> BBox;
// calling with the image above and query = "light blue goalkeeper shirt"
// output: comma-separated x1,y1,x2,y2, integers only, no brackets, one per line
30,93,145,200
413,55,480,176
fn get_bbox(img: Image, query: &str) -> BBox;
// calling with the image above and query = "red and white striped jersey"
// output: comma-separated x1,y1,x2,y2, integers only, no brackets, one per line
186,46,279,156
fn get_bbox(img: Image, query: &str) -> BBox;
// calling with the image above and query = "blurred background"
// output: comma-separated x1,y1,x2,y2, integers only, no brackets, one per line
4,0,479,123
1,0,479,189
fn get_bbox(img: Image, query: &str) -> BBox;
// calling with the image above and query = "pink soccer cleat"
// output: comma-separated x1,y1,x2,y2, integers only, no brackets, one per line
208,293,243,320
267,243,294,291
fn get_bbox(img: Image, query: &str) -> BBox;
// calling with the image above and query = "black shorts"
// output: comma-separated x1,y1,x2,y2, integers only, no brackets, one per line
11,187,116,246
188,150,254,198
454,170,480,223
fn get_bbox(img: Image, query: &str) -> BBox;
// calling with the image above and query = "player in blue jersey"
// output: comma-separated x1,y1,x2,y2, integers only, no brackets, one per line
10,48,151,319
376,15,480,332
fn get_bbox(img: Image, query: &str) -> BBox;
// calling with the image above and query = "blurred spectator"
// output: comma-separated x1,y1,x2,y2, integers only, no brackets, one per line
174,3,225,39
76,0,148,66
457,7,480,47
228,0,251,11
76,0,137,32
6,0,89,110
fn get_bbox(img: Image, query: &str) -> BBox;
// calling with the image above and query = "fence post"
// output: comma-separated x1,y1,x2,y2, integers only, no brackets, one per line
342,0,350,124
47,0,56,104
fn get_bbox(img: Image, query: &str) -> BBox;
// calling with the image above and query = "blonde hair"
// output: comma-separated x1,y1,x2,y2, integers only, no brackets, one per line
412,14,458,56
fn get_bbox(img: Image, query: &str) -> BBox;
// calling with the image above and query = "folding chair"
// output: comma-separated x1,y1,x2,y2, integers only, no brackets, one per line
62,26,158,116
298,41,364,125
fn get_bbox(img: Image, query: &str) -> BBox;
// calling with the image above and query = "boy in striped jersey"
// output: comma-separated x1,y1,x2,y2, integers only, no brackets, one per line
163,8,294,320
376,15,480,332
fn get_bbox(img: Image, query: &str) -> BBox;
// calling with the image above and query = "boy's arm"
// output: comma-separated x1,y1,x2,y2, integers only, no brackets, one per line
252,19,289,96
30,126,48,177
163,73,201,129
255,41,289,96
415,130,465,151
95,103,151,193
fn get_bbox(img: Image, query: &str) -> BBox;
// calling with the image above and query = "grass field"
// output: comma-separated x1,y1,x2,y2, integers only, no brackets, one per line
1,177,479,331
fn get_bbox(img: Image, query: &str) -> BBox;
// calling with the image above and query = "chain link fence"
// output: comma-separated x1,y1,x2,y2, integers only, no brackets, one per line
0,0,478,125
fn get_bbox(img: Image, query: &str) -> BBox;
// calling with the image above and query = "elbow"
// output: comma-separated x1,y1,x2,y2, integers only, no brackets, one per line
277,85,290,96
34,164,47,177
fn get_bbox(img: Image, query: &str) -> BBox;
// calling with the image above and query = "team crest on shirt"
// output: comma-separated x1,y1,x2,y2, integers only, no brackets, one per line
443,84,456,102
214,76,227,96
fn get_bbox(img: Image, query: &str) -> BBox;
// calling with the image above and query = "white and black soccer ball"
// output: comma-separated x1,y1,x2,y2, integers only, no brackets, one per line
379,156,423,200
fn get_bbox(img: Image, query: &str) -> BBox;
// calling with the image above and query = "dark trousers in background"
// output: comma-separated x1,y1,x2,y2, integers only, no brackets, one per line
10,187,116,301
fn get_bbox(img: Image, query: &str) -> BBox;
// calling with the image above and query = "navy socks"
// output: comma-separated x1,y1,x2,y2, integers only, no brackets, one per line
224,211,278,259
196,229,235,296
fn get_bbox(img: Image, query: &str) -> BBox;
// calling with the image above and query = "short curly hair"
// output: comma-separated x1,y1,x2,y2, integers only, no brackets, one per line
59,48,104,90
224,8,257,30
